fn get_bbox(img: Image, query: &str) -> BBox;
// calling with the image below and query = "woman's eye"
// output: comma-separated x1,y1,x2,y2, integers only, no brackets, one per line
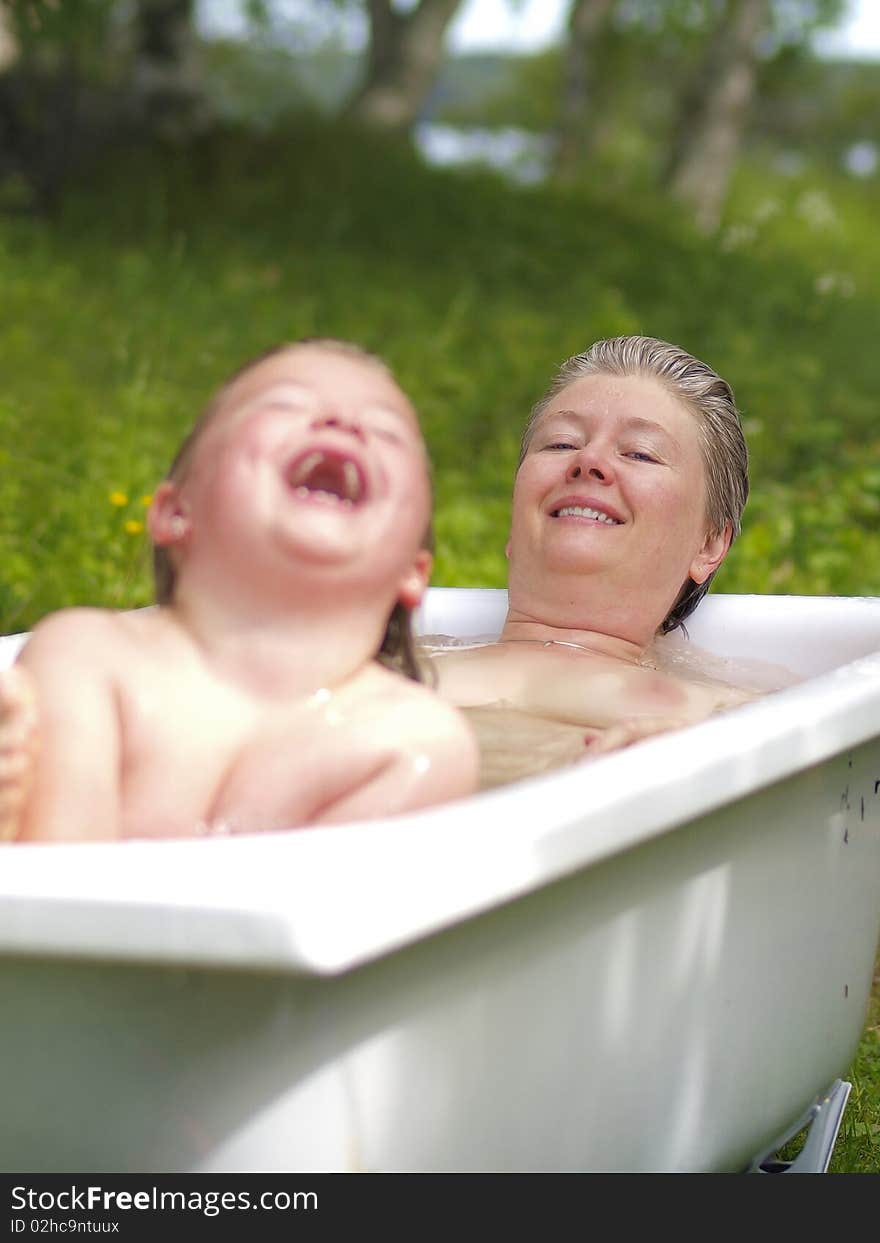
542,441,578,451
626,450,657,463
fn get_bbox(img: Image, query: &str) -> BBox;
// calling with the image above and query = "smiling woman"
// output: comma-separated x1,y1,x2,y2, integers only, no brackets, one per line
425,335,754,783
513,335,749,639
0,337,478,842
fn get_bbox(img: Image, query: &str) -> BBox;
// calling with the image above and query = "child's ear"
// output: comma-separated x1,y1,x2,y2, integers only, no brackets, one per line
148,482,191,547
690,522,732,585
397,549,433,610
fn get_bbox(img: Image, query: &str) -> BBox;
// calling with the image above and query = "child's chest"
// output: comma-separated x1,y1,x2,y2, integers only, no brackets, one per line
115,665,389,837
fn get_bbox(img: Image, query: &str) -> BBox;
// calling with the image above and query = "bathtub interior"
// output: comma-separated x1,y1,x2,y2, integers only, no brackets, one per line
0,590,879,1172
415,587,880,679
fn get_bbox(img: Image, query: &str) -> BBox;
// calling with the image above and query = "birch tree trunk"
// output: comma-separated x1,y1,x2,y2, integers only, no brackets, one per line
0,4,18,74
130,0,206,136
663,0,771,233
348,0,464,131
554,0,616,179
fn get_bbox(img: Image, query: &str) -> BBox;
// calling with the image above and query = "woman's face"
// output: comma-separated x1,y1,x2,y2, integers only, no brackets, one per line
507,372,729,637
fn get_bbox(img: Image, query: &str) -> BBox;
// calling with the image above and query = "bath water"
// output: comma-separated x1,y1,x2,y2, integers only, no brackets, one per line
417,634,801,790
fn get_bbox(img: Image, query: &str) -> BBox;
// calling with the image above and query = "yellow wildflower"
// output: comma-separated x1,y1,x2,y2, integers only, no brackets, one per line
140,494,154,508
109,491,129,508
124,519,144,536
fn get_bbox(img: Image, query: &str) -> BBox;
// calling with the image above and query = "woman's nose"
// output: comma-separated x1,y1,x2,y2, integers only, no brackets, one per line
567,447,613,483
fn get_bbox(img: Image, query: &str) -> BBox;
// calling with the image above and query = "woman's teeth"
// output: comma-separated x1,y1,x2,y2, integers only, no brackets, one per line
555,505,619,525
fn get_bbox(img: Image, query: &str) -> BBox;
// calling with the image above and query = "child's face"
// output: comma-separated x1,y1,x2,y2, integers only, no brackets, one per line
156,346,432,607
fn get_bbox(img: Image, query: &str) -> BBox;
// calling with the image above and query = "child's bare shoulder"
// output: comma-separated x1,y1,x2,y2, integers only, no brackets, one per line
360,663,479,756
18,608,163,678
27,605,166,643
22,607,125,657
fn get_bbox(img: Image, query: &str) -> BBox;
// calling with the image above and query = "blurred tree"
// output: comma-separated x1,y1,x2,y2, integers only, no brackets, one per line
554,0,616,179
756,50,880,173
0,0,123,208
346,0,465,129
663,0,772,233
471,0,851,210
0,0,208,208
662,0,848,232
128,0,206,136
0,3,17,71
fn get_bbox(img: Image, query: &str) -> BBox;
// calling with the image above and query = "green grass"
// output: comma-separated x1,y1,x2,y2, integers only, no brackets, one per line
1,118,879,1170
831,961,880,1172
2,120,880,632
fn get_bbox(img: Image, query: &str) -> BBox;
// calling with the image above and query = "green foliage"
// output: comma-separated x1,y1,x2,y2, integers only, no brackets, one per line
200,37,361,122
432,7,875,190
0,0,122,75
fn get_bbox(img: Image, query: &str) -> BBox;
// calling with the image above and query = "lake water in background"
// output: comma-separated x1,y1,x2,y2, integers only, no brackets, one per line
414,123,553,184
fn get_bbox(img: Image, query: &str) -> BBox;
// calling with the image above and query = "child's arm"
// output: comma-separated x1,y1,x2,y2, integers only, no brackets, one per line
0,665,38,841
12,611,123,841
311,693,479,825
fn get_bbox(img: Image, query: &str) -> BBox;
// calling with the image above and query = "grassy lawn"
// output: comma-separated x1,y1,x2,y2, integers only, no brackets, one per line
3,122,880,632
1,119,878,1170
830,960,880,1172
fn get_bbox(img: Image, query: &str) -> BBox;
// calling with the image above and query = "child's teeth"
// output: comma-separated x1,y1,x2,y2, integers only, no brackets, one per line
343,461,362,502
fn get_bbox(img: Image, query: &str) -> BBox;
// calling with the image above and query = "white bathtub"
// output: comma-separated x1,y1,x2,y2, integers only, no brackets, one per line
0,589,879,1173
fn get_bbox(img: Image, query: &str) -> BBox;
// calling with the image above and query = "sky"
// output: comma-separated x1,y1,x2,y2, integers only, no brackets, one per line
447,0,880,57
447,0,569,52
813,0,880,58
199,0,880,59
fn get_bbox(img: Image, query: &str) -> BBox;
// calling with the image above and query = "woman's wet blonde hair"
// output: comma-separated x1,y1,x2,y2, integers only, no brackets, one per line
519,335,749,633
152,337,433,682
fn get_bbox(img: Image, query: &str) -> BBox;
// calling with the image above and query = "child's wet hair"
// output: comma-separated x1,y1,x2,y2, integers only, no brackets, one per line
152,337,433,683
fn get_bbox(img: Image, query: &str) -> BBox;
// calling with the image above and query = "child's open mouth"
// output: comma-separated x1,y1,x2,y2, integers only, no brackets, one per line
285,449,367,506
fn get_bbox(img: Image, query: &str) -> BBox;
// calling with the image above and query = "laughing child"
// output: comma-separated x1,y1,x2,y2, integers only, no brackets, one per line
0,338,478,840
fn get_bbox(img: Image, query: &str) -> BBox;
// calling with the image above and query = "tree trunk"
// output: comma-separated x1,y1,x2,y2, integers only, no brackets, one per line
554,0,616,179
663,0,771,233
130,0,206,137
0,3,81,211
0,4,18,74
348,0,464,131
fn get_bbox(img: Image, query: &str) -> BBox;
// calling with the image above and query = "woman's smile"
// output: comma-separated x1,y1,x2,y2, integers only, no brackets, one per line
547,494,624,524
